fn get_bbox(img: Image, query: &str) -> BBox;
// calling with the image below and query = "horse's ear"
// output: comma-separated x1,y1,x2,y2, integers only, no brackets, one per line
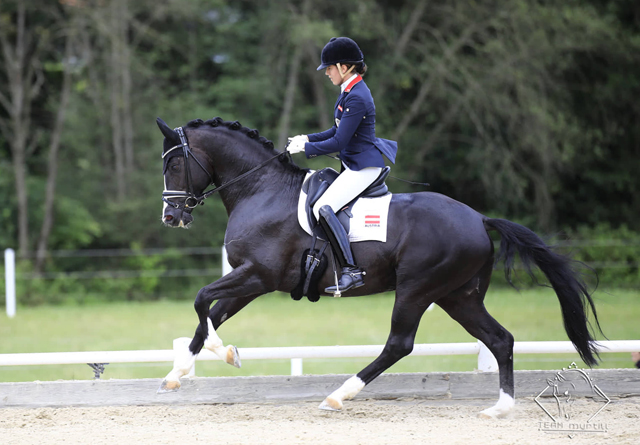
156,117,178,141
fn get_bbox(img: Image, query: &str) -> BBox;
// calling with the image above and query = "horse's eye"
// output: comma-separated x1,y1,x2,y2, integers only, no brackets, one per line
170,164,180,173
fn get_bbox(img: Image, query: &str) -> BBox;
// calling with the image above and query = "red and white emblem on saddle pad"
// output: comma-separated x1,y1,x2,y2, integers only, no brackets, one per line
297,172,392,243
365,215,380,227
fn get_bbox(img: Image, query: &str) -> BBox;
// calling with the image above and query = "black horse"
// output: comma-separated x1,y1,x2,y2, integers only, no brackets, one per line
156,117,601,418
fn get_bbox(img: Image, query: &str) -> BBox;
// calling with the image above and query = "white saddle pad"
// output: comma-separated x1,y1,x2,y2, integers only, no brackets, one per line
297,171,392,243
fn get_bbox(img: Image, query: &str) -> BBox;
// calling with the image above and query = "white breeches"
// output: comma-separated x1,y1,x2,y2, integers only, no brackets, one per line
313,165,383,220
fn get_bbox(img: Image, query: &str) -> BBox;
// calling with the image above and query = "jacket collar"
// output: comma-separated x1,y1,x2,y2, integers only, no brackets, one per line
343,74,362,93
335,74,363,110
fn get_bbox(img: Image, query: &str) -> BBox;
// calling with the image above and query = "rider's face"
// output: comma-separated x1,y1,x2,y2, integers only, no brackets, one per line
325,65,347,86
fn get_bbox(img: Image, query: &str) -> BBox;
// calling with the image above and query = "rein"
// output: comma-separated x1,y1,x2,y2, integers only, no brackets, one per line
162,126,285,210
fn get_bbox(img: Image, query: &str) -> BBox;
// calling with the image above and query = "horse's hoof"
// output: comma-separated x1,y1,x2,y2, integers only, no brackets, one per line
157,380,181,394
226,345,241,368
318,397,343,411
477,408,507,419
478,391,514,419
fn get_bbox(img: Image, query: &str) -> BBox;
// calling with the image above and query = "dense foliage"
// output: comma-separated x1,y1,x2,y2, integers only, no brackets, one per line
0,0,638,301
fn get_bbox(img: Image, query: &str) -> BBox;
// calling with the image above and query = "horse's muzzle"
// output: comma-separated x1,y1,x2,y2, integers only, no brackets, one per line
163,208,194,228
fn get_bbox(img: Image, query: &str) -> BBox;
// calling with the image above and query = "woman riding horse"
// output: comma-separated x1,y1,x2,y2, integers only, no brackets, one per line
286,37,398,294
156,39,601,417
157,114,601,416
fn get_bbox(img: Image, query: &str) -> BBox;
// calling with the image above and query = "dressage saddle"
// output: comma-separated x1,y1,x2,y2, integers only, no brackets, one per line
291,166,390,302
303,166,390,238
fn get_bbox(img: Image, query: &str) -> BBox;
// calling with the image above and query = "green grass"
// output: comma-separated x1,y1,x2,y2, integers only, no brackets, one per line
0,287,637,382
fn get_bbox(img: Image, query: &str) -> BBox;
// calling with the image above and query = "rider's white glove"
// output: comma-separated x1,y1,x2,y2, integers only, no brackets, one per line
286,135,308,154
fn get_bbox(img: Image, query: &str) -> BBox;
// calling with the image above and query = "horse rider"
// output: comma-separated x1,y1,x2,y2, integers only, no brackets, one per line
287,36,398,294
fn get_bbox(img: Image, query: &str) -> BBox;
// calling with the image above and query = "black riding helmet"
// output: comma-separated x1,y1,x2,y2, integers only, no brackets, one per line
317,37,364,71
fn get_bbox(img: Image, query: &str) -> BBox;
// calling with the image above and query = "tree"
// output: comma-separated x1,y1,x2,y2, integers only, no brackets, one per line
0,2,42,256
2,0,639,263
35,19,76,272
0,1,77,258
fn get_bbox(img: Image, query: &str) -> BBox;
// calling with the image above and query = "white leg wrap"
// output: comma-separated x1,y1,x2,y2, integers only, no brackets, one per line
204,318,227,359
158,338,196,393
478,389,515,419
204,318,241,368
319,376,365,411
165,350,196,382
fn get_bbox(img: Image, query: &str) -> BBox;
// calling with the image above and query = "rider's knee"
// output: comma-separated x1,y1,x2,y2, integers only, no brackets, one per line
314,203,335,221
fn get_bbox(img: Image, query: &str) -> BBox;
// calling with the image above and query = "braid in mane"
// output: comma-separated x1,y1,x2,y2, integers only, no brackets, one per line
185,117,301,171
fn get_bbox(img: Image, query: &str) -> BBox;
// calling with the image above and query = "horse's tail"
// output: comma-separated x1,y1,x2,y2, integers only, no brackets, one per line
483,218,602,367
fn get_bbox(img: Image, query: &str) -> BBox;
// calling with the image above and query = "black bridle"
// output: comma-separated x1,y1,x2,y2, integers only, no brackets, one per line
162,127,214,210
162,126,285,210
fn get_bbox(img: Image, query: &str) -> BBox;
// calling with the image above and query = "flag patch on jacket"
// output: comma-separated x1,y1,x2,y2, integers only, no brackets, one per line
338,105,343,112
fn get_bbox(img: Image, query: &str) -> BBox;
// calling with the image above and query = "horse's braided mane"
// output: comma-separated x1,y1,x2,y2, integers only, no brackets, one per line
185,117,302,172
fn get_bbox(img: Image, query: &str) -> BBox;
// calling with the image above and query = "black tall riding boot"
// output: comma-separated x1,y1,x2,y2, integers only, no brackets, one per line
318,205,366,293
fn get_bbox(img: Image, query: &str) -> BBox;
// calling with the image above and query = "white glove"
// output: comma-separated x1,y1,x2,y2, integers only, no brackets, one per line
286,135,308,154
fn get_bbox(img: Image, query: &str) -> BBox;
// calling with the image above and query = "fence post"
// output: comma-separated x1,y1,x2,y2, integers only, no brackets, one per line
5,248,15,318
477,340,498,372
291,358,303,376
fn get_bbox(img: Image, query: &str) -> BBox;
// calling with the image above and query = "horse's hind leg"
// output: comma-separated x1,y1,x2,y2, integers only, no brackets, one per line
319,296,428,410
436,260,515,418
158,295,258,393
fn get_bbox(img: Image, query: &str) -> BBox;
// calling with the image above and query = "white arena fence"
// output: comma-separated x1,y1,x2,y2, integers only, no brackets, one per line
2,246,639,378
0,340,639,377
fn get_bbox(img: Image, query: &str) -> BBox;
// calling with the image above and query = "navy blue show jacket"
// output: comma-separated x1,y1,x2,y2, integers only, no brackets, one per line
304,75,398,171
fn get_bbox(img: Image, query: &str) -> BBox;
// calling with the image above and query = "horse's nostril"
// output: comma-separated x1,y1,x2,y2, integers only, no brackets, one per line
165,215,173,222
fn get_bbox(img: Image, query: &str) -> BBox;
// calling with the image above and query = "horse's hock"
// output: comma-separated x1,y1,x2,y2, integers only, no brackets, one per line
1,370,638,409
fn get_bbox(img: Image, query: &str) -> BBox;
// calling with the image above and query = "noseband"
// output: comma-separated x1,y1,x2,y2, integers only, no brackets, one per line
162,126,287,210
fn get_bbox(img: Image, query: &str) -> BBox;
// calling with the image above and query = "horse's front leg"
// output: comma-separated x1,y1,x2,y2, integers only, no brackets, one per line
157,297,259,393
194,261,270,350
158,263,268,393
